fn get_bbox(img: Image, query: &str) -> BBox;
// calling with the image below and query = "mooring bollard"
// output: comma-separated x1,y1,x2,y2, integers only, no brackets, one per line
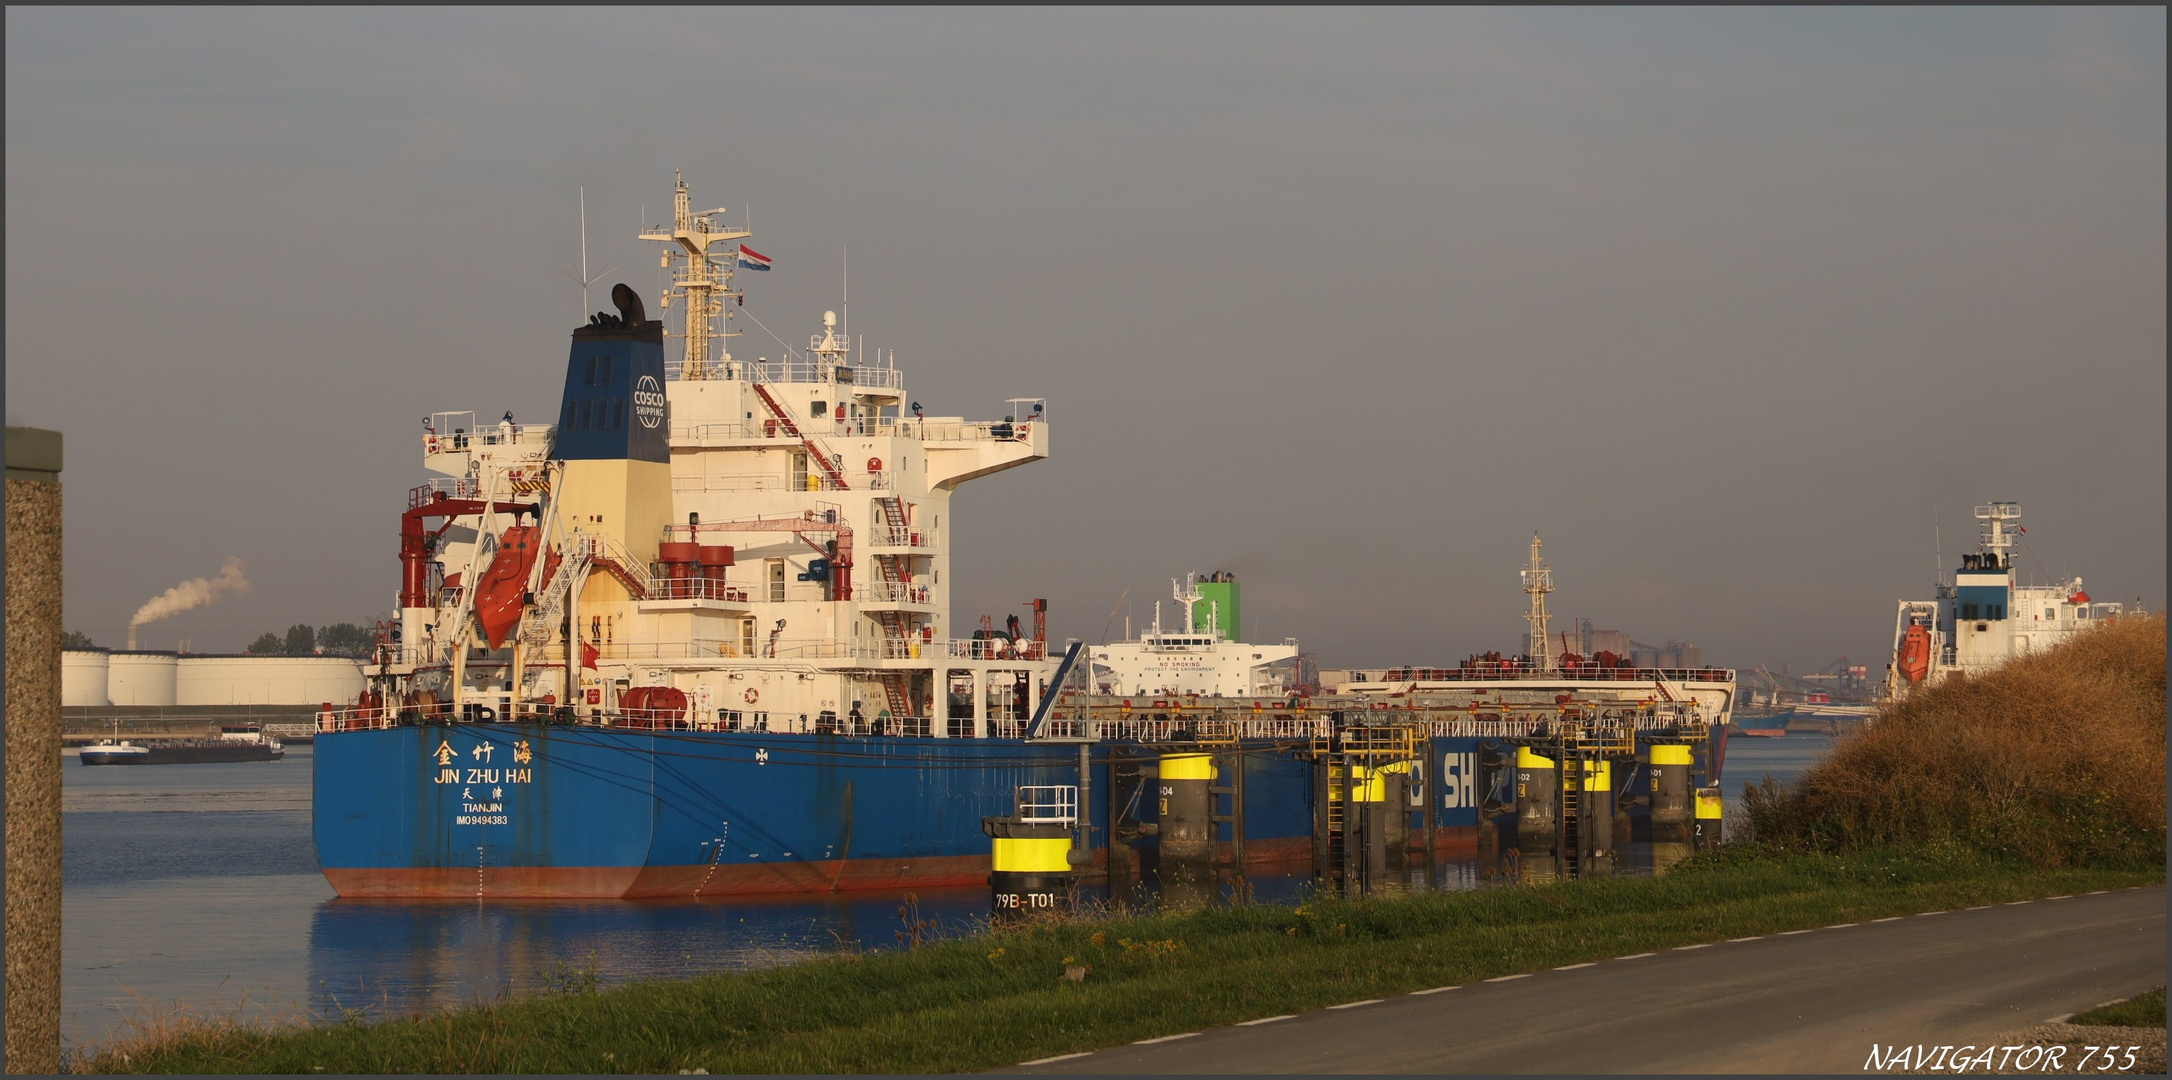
1648,744,1694,841
983,784,1078,919
1692,786,1724,851
1514,745,1558,853
1581,757,1614,873
1158,751,1214,863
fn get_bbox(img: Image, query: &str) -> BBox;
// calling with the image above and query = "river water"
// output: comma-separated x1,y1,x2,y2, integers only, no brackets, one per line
60,732,1833,1050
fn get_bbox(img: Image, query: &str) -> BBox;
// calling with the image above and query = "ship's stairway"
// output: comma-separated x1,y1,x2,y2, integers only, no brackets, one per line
865,494,914,720
1322,768,1347,882
577,532,650,601
751,381,849,490
519,546,589,649
1560,757,1584,877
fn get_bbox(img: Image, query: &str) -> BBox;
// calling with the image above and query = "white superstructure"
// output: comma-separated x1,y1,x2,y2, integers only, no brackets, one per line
376,175,1063,735
1091,573,1300,697
1886,502,2132,698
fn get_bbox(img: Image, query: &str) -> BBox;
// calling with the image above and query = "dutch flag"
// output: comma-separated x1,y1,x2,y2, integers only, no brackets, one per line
737,245,772,271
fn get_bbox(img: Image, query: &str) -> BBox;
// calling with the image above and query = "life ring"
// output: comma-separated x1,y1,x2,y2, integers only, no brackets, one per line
744,687,760,704
867,456,883,472
426,435,440,454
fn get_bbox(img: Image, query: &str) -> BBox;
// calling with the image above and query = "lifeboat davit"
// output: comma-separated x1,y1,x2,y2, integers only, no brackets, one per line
474,526,560,649
1896,624,1933,685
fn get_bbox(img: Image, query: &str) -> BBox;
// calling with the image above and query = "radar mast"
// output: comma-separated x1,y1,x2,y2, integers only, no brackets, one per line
1522,533,1555,671
639,172,750,380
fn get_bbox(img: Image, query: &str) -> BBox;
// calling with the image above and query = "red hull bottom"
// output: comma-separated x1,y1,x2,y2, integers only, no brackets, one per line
321,832,1485,900
323,854,996,900
319,835,1387,899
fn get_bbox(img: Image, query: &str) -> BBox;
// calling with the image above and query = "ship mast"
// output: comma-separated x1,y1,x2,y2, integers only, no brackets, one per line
1522,532,1555,671
1974,502,2020,571
638,172,750,380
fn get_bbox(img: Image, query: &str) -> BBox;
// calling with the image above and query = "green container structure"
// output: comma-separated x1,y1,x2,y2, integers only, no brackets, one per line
1192,572,1240,642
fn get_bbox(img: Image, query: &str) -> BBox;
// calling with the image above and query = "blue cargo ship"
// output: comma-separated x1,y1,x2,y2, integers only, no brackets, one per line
312,174,1732,898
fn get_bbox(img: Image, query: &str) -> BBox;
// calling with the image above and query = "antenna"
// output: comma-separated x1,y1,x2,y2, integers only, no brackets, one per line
1099,585,1131,644
563,187,616,319
1933,510,1942,588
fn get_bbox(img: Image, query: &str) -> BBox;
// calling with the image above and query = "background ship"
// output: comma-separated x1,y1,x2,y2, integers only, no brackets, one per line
79,723,284,765
1090,573,1301,698
1886,503,2136,699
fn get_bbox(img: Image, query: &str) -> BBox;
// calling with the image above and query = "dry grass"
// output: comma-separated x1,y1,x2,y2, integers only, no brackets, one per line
1745,615,2166,868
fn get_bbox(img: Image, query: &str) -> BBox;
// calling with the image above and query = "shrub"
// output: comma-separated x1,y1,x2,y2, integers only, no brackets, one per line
1744,615,2165,868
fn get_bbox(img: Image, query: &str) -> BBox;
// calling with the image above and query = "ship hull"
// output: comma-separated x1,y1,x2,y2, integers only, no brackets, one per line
313,723,1379,899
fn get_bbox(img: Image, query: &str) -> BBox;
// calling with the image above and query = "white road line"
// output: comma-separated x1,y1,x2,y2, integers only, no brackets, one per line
1237,1015,1294,1026
1966,905,1993,910
2087,890,2109,895
1485,973,1532,982
1134,1033,1198,1045
1872,917,1902,923
1675,943,1712,950
1410,986,1460,995
1777,930,1814,936
2005,901,2033,906
1328,999,1383,1010
1021,1052,1094,1065
1827,923,1858,929
1615,953,1654,960
2047,1014,2074,1024
1917,911,1946,916
2047,895,2071,900
1554,963,1596,970
1728,936,1763,942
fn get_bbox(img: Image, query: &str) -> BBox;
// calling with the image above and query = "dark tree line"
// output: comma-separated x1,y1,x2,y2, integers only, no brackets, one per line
246,622,379,658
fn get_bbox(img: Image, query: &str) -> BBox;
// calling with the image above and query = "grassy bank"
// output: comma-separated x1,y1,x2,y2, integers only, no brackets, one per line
2072,986,2166,1029
78,848,2159,1074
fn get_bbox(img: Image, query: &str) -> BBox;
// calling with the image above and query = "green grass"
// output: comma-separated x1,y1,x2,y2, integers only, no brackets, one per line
76,847,2160,1074
2071,986,2166,1028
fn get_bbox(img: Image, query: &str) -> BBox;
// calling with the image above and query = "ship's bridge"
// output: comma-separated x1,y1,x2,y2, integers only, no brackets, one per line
419,410,552,483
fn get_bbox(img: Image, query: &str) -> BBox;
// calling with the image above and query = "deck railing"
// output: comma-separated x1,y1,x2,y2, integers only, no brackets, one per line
670,416,1038,445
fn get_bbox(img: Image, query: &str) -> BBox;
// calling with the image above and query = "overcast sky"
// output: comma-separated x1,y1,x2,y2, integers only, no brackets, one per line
8,7,2164,669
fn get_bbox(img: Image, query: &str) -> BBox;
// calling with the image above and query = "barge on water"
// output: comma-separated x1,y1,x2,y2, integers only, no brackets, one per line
79,724,285,765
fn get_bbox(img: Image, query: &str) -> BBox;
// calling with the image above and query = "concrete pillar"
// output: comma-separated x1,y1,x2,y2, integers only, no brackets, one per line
6,427,63,1075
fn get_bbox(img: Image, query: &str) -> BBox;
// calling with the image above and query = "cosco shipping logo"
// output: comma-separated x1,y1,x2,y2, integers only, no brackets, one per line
632,375,665,429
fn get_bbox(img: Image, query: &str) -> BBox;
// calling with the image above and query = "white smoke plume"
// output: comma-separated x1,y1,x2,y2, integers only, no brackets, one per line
130,557,253,630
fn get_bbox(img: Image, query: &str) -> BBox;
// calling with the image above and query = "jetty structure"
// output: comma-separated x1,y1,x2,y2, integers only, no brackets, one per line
312,173,1737,900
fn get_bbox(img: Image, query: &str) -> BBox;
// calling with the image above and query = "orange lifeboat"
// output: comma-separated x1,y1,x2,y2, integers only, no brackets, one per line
1896,623,1932,685
474,525,559,649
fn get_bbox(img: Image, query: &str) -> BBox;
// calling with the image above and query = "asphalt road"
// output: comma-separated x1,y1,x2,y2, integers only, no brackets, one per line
1002,885,2165,1074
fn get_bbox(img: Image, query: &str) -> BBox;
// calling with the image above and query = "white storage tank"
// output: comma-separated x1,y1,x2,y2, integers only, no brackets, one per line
175,655,366,706
106,651,180,707
62,649,111,707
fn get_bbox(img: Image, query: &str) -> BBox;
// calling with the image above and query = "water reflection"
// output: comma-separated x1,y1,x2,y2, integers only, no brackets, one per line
305,888,994,1019
65,734,1841,1048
